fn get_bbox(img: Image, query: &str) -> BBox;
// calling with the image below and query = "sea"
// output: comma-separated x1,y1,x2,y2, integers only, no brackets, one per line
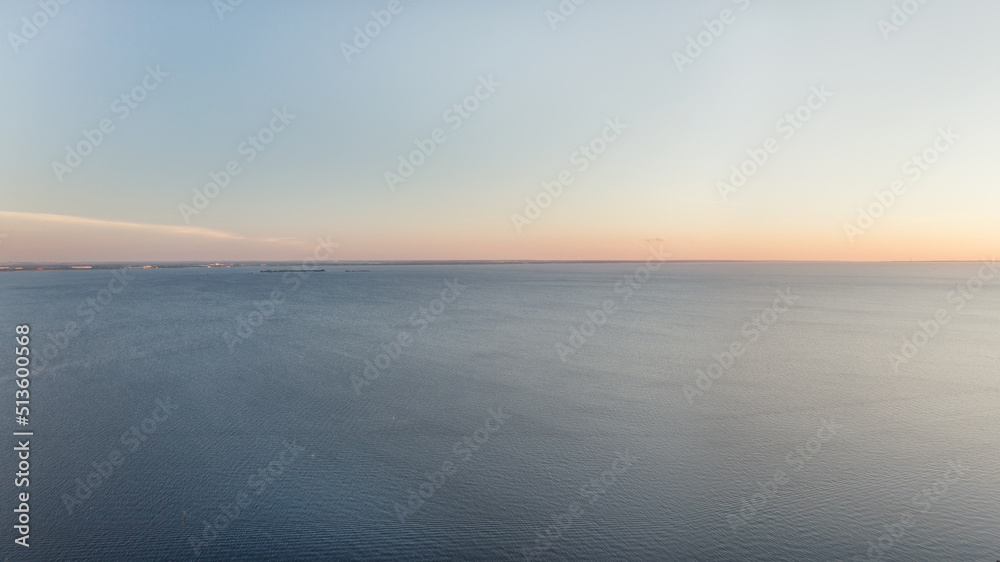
0,263,997,561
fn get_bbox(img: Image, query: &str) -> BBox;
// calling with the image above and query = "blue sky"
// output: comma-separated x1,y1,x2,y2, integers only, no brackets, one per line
1,0,998,262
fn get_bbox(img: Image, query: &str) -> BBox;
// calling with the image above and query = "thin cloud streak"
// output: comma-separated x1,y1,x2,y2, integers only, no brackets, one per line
0,211,248,241
0,211,312,263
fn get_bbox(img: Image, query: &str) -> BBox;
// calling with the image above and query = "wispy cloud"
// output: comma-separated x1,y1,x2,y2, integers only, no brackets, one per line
0,211,249,241
0,211,311,263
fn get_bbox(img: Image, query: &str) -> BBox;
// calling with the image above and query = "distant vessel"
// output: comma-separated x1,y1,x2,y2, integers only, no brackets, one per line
345,269,371,272
260,269,325,273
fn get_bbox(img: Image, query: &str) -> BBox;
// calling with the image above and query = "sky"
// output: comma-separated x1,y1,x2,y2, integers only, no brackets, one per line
1,0,998,263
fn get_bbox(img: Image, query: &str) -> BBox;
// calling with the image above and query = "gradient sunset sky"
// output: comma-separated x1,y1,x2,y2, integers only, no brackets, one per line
1,0,998,263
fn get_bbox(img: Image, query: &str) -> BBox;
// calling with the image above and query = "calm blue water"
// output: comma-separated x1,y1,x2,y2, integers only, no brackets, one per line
1,263,998,561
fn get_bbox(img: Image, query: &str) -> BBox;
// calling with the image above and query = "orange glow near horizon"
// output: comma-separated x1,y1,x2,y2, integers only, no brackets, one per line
1,211,996,264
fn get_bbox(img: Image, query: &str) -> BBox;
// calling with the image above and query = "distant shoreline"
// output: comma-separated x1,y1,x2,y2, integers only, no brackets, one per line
0,260,987,271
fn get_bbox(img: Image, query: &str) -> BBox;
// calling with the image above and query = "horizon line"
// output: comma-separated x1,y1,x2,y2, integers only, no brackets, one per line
1,258,995,269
